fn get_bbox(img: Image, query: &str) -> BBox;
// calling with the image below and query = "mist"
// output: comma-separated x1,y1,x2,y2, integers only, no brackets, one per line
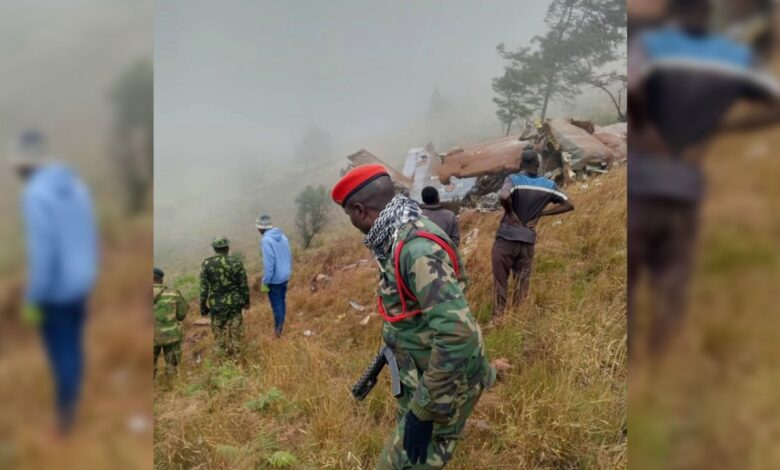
154,0,616,270
0,0,152,269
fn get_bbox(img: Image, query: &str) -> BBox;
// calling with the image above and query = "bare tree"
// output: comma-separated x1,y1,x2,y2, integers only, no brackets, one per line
587,71,627,122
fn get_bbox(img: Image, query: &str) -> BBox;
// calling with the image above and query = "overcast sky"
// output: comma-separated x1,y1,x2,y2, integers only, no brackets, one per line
154,0,550,174
153,1,562,262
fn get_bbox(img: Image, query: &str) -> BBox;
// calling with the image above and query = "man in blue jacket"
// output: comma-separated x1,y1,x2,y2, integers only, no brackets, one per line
11,130,99,436
255,214,292,338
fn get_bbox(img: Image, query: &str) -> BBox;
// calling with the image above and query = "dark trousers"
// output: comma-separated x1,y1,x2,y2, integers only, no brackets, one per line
628,197,699,356
153,342,182,376
491,238,535,316
267,282,288,335
39,297,87,433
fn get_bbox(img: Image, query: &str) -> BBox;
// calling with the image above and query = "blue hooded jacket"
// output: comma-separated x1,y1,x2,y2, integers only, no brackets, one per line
260,227,291,285
22,165,99,304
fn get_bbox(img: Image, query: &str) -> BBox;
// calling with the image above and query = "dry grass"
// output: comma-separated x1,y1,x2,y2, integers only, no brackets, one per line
629,128,780,470
0,217,153,470
155,169,627,469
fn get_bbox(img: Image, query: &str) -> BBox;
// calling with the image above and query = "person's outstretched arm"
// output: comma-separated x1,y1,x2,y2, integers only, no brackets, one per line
498,177,521,225
540,199,574,217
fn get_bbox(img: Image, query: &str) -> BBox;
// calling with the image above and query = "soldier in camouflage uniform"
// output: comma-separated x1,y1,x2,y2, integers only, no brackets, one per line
200,236,250,357
153,267,188,377
332,165,495,469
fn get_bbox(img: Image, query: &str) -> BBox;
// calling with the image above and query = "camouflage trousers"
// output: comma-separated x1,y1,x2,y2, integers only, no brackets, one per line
211,312,243,357
153,341,181,376
377,381,484,469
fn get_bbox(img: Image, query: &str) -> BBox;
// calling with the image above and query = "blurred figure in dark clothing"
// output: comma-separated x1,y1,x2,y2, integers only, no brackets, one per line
628,0,780,357
420,186,460,247
10,130,99,436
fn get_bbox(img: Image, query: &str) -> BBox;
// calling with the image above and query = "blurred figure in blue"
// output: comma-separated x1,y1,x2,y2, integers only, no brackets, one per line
628,0,780,357
10,129,99,437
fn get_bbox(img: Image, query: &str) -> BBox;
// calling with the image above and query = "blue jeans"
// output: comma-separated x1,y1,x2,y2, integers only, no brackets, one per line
39,297,87,433
267,282,288,335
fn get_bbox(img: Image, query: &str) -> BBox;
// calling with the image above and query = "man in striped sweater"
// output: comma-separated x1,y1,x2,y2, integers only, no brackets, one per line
492,147,574,320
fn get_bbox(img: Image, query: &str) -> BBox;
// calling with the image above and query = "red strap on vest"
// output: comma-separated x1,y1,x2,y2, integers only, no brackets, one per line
378,231,460,323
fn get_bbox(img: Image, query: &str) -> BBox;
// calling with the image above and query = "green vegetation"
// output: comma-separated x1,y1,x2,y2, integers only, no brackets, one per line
493,0,626,130
244,387,284,412
172,273,200,302
110,59,153,214
295,185,331,250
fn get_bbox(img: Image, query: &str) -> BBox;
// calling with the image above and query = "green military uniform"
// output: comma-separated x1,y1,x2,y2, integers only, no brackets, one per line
153,283,188,376
200,239,250,357
376,217,495,469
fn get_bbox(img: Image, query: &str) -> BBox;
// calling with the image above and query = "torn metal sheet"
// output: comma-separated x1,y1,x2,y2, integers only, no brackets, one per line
403,145,476,202
544,119,615,171
594,123,627,162
437,135,532,184
344,149,412,188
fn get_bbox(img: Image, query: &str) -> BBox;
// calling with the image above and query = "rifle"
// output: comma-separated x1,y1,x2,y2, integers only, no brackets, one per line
351,345,402,401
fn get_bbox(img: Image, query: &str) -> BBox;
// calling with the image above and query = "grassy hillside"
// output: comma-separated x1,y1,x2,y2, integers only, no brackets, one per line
154,168,627,469
629,127,780,469
0,217,153,469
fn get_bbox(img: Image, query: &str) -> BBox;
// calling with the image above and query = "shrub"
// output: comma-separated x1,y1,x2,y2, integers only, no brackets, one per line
295,185,330,249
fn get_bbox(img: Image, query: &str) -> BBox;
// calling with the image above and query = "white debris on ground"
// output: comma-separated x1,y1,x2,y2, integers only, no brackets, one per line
476,193,500,213
349,300,366,312
310,273,332,292
461,228,480,256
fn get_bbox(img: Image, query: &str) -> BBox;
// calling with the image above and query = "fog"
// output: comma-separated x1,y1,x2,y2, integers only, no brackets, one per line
0,0,152,269
154,0,613,270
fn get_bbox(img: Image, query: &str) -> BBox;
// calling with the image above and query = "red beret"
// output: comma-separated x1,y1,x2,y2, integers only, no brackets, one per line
331,164,390,206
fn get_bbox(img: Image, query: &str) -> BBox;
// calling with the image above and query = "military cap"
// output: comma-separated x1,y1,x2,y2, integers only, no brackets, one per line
211,236,230,248
331,164,389,206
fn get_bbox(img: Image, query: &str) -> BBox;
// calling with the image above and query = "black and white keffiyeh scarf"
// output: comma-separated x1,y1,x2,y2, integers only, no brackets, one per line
363,193,422,260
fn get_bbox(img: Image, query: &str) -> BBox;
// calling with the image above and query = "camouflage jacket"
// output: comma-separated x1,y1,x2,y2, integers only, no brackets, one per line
153,283,188,346
200,254,250,318
377,217,494,423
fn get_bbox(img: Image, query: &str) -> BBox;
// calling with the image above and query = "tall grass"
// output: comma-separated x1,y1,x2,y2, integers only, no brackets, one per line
155,169,627,469
630,129,780,469
0,216,154,469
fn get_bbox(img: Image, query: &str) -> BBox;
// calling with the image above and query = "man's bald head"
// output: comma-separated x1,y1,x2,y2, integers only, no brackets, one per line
343,175,395,234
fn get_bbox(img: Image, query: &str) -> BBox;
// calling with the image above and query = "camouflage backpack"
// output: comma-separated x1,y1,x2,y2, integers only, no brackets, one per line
153,284,188,346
